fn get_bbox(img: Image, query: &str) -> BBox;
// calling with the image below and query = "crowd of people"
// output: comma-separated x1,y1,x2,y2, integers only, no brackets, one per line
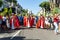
0,13,60,34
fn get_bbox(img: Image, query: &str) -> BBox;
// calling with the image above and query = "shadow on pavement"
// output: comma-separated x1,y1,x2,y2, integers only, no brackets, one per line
0,36,25,40
0,27,32,34
0,29,20,34
20,27,36,30
57,32,60,35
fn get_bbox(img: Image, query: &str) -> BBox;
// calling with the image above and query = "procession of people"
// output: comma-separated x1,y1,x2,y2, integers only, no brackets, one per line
0,13,60,35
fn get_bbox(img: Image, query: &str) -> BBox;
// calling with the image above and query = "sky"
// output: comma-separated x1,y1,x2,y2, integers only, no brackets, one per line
17,0,48,14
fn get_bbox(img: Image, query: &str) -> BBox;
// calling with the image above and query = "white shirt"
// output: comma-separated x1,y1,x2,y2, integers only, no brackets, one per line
3,16,6,21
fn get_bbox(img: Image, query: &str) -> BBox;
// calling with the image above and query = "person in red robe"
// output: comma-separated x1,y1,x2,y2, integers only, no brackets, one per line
23,15,28,27
14,15,20,29
40,15,45,28
29,15,34,27
10,16,15,29
10,14,20,29
36,17,40,29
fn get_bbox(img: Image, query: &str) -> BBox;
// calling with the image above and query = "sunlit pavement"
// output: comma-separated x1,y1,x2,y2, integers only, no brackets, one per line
0,28,60,40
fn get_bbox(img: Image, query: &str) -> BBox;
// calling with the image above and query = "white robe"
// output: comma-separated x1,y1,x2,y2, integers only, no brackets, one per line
11,19,15,29
27,20,30,28
6,19,10,28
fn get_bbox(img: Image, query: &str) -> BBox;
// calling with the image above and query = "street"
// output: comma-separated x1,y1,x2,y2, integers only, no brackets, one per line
0,28,60,40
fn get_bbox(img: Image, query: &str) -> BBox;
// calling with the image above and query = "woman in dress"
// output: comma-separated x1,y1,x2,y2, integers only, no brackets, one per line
53,14,59,34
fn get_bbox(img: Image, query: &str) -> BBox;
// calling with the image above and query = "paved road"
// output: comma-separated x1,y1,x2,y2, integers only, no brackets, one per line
0,28,60,40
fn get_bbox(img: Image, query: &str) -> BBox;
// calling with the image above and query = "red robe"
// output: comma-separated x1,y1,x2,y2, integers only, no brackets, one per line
10,15,20,29
29,17,34,27
40,16,45,28
14,15,20,28
36,19,40,28
23,16,28,27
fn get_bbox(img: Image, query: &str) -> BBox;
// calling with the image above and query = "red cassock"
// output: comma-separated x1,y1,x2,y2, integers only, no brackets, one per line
10,17,14,28
40,16,45,28
36,19,40,28
14,16,20,28
23,16,28,27
29,17,34,27
10,15,20,29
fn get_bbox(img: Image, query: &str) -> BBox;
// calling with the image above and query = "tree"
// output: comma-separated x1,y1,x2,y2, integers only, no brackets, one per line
0,0,3,7
39,1,50,12
8,7,12,15
21,9,28,13
39,1,50,16
21,9,28,16
1,8,8,16
52,7,59,15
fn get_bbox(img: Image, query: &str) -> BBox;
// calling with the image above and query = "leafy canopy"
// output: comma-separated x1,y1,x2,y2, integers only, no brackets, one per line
39,1,50,11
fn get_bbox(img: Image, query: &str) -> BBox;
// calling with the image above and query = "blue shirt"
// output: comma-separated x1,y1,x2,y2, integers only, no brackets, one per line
18,16,23,22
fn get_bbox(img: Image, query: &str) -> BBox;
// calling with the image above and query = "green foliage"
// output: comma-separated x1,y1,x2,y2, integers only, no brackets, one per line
21,9,28,16
21,9,28,13
4,8,8,13
52,7,59,15
1,8,8,16
39,1,50,11
1,8,12,16
8,7,12,15
0,0,24,16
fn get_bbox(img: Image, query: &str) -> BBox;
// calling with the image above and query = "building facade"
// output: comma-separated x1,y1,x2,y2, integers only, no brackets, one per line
50,0,60,10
